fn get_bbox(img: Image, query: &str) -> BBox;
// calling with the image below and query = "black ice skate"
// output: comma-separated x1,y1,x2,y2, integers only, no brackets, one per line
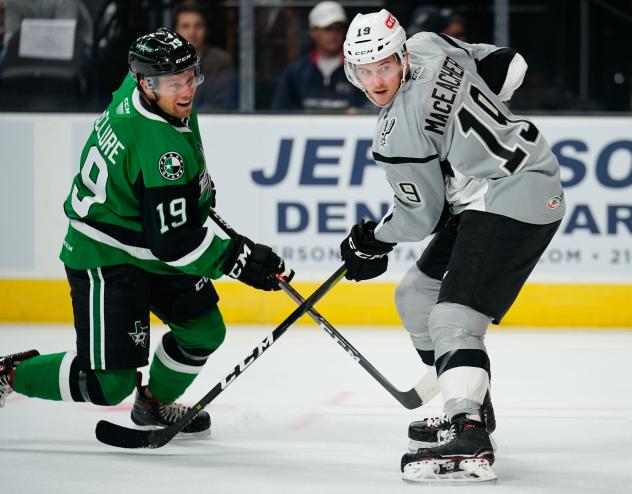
131,380,211,438
401,415,496,482
408,391,496,450
0,349,40,407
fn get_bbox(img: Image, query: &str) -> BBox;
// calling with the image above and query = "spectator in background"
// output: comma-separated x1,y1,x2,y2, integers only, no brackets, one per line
3,0,92,50
173,0,237,111
407,6,466,41
271,0,366,112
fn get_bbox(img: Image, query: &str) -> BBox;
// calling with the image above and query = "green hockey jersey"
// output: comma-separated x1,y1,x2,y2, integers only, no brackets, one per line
60,74,231,278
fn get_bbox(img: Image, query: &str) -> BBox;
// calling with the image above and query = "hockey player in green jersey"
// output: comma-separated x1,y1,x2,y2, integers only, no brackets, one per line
0,28,289,437
338,11,564,481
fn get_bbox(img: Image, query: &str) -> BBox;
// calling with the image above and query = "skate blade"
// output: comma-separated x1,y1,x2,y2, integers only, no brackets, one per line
402,458,497,483
132,424,211,440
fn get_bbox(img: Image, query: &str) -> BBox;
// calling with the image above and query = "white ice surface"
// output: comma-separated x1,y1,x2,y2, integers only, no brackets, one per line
1,324,631,493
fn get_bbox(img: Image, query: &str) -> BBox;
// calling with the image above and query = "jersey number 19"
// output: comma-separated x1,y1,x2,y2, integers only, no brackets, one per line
71,146,109,218
457,84,540,175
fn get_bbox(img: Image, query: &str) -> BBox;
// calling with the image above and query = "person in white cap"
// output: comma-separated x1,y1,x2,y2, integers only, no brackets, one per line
337,9,564,482
271,1,365,111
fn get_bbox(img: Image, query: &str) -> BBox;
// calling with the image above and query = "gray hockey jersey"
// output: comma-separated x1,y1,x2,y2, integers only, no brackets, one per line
373,32,565,244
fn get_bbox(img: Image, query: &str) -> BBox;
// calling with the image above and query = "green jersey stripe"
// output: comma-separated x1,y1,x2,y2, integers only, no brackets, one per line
88,268,105,370
71,220,158,261
70,217,218,267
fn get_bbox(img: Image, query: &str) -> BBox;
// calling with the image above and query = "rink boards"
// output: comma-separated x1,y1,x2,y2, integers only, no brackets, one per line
1,279,631,327
0,113,630,326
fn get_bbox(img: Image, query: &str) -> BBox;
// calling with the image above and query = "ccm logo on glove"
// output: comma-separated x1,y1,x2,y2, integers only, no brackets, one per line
340,220,396,281
222,235,289,291
227,242,252,278
348,236,390,260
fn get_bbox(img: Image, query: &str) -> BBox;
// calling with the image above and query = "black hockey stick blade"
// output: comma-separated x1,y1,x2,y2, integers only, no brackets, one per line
274,275,439,409
206,208,439,410
95,265,346,449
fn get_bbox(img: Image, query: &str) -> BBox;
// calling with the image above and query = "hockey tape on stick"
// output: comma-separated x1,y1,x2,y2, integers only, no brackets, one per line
208,209,439,409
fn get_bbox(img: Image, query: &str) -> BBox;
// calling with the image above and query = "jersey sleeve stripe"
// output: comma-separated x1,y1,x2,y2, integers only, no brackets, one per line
475,48,519,95
373,151,439,164
70,220,158,260
165,216,216,268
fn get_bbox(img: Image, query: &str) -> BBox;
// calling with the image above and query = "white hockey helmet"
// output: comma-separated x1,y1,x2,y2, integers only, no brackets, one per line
343,10,408,105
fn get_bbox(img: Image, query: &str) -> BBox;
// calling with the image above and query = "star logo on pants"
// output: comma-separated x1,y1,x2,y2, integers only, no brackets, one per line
129,321,149,348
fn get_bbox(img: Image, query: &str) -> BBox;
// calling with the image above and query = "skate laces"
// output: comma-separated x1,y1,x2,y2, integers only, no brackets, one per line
442,424,457,444
426,414,449,429
0,374,13,408
158,402,189,424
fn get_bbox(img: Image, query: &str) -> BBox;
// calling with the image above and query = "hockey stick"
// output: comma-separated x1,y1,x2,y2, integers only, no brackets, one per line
208,209,439,409
95,265,347,449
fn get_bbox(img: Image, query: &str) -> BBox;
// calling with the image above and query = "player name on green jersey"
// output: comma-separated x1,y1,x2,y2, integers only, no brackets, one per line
94,110,125,164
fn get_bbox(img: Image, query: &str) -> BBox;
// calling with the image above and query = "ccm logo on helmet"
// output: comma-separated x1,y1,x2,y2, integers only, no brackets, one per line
176,54,192,64
354,49,374,55
385,14,396,29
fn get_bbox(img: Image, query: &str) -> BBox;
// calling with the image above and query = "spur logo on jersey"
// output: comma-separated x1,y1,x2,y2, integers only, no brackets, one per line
379,117,397,150
547,192,564,210
159,152,185,180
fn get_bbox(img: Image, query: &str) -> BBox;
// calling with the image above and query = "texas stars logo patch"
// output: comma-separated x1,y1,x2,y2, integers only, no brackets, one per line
129,321,149,348
159,152,185,180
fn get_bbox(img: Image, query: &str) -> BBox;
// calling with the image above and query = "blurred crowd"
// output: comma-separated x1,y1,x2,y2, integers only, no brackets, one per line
0,0,630,113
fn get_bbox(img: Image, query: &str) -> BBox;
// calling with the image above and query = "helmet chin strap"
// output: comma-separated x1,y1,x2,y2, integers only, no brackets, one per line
364,62,409,108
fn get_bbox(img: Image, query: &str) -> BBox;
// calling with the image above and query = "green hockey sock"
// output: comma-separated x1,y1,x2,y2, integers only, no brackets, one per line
12,351,137,405
147,310,224,403
148,356,197,404
12,352,68,401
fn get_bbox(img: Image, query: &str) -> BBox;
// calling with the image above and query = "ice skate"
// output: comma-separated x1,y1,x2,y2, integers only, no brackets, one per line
408,391,496,451
402,414,497,483
0,350,40,407
131,380,211,438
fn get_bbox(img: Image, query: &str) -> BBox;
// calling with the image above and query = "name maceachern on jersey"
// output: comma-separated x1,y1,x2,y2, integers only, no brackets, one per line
424,56,465,136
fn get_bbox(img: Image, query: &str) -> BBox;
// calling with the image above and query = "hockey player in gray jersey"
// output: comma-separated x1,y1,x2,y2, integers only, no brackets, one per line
339,10,564,482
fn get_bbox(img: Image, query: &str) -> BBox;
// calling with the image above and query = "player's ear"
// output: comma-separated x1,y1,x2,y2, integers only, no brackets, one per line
138,78,154,100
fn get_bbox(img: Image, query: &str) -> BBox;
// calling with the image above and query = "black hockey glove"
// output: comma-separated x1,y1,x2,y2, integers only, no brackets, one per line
340,220,396,282
221,235,290,291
